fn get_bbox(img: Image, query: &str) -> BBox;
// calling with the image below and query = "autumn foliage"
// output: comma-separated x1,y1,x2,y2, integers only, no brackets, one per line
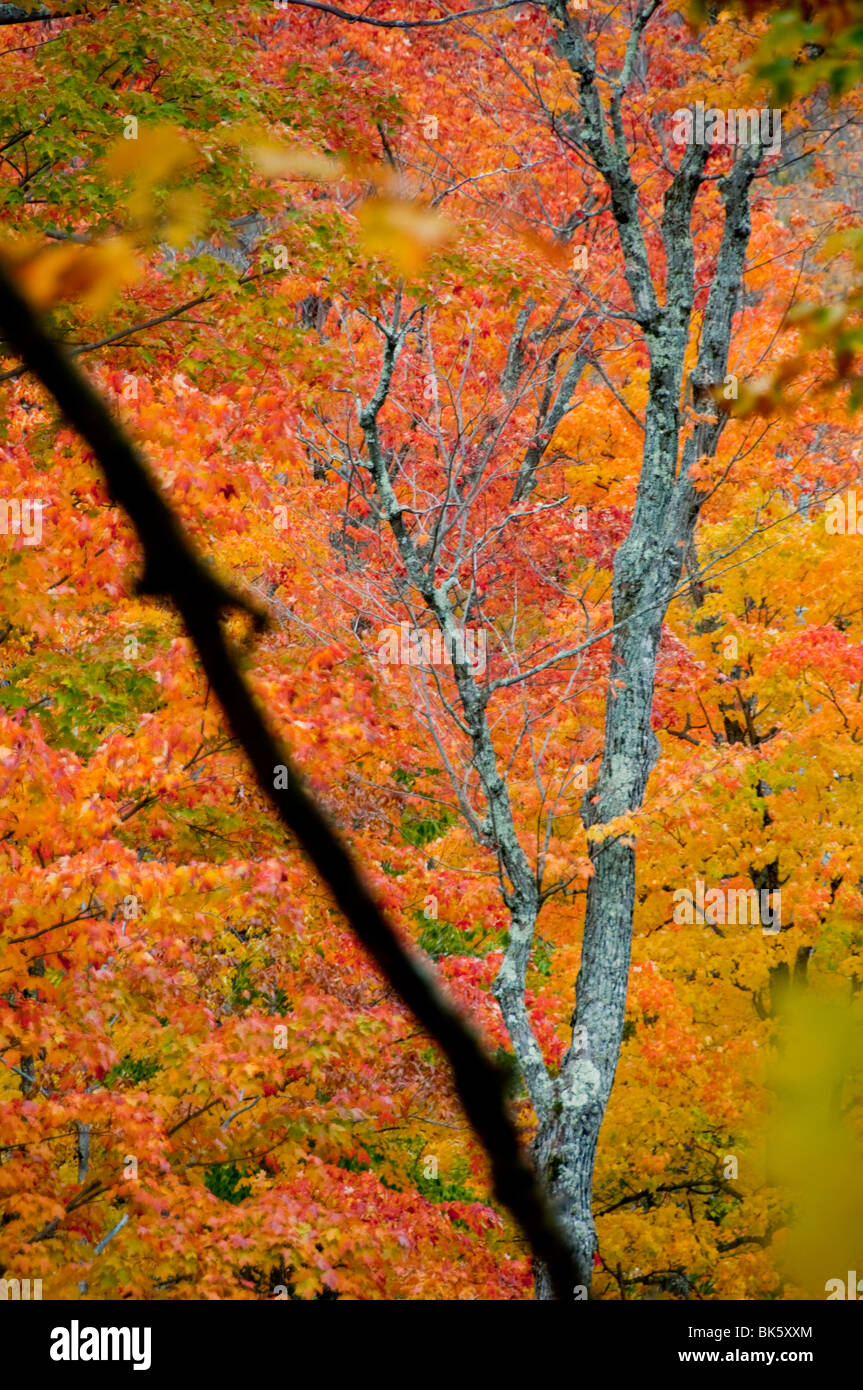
1,0,862,1301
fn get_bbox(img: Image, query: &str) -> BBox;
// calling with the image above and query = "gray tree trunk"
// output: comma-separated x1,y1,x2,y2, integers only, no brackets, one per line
530,4,764,1295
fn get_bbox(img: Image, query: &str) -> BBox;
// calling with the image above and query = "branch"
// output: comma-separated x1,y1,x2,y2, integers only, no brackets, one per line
93,1212,128,1256
0,268,276,383
547,0,659,330
356,309,554,1123
0,261,578,1300
588,354,644,432
512,349,587,502
0,2,89,24
276,0,537,29
8,899,103,944
664,142,763,537
717,1228,776,1253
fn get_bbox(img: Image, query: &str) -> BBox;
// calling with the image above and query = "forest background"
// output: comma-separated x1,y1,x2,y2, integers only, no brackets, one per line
1,0,862,1301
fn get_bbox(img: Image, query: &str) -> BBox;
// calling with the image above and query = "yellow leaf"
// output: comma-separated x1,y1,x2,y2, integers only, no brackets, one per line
104,124,197,185
248,143,341,181
515,223,572,269
767,997,863,1296
11,236,140,311
357,198,454,275
161,189,209,249
79,236,141,311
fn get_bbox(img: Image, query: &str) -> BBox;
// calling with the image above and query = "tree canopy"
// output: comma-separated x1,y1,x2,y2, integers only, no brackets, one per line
1,0,861,1302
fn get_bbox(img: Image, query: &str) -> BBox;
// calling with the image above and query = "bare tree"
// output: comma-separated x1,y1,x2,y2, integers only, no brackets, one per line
297,0,767,1296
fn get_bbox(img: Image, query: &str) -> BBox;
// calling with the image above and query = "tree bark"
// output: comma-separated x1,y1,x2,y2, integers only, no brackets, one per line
527,3,764,1297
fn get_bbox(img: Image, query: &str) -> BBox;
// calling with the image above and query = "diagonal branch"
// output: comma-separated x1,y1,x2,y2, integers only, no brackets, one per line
0,259,578,1301
0,267,277,384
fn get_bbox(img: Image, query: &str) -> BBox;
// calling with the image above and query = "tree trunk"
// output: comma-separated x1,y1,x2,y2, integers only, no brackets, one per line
532,558,669,1296
529,129,762,1292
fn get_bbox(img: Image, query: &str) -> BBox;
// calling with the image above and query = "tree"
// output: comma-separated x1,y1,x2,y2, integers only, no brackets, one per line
1,0,861,1302
279,0,859,1294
